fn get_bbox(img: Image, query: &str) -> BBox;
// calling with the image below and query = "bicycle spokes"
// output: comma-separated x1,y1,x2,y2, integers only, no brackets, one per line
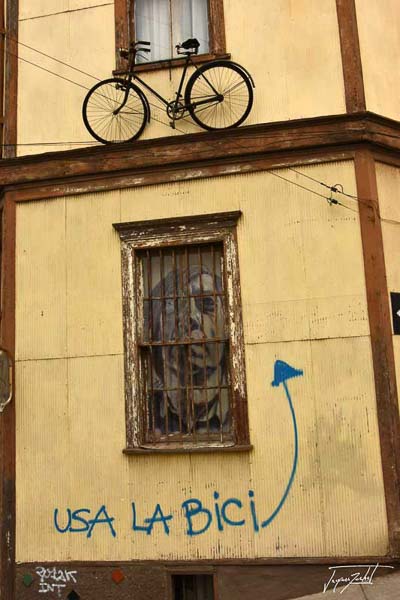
82,78,148,144
185,62,253,131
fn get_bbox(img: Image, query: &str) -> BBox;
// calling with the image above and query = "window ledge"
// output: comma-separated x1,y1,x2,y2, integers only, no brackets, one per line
123,444,253,455
114,52,230,75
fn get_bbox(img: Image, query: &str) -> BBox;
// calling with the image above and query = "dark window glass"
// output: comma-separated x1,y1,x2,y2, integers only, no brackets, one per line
172,574,214,600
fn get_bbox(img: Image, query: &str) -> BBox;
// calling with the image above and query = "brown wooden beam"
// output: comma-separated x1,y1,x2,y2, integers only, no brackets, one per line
3,0,18,159
373,151,400,169
208,0,226,56
5,146,355,203
114,0,131,72
336,0,366,113
14,556,400,567
1,112,400,190
0,193,16,600
355,149,400,556
0,2,4,156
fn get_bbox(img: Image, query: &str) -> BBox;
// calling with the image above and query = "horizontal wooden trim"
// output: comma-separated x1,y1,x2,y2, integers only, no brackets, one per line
114,52,230,75
114,211,242,239
373,150,400,169
4,147,356,203
166,566,216,573
16,557,400,567
2,112,400,192
123,444,253,455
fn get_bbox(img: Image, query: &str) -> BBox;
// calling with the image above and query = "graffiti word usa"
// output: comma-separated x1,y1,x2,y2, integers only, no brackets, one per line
54,505,117,538
54,491,277,539
36,567,77,596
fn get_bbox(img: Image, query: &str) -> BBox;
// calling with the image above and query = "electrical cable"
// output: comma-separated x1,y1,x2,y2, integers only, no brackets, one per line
4,38,377,146
14,38,102,81
267,170,359,214
6,49,94,92
287,166,371,205
3,42,400,226
3,47,190,137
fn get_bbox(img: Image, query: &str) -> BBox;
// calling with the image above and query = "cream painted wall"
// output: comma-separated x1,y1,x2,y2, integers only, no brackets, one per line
356,0,400,121
17,0,346,155
17,2,116,155
15,162,388,561
376,163,400,412
224,0,345,124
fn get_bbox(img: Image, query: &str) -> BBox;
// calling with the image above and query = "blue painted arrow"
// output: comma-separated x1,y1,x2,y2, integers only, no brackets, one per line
261,360,303,528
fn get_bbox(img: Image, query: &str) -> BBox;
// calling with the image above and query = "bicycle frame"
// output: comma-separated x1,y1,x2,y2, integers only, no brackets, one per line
83,43,254,144
115,53,222,123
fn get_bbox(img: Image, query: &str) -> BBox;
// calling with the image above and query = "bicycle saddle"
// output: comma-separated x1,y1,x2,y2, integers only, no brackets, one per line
178,38,200,52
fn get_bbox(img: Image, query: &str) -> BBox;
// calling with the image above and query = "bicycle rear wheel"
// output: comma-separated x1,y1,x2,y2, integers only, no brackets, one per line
82,78,148,144
185,61,253,131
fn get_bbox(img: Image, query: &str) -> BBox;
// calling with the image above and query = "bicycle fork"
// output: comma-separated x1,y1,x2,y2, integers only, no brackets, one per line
113,81,132,115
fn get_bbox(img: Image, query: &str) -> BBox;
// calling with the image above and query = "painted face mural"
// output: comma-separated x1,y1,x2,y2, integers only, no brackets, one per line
142,251,230,438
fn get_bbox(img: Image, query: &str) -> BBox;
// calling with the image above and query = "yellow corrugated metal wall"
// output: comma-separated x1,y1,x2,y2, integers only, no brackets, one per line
17,0,346,154
356,0,400,121
15,162,389,561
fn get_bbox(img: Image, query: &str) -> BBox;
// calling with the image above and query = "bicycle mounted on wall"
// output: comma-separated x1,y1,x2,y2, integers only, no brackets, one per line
82,38,255,144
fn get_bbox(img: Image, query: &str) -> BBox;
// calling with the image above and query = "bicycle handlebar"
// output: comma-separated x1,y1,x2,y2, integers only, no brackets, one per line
119,41,151,59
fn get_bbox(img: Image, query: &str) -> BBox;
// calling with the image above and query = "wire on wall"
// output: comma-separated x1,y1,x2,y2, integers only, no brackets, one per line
2,38,400,227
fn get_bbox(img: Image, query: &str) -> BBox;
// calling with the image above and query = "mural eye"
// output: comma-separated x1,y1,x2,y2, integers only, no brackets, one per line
165,299,174,314
203,297,215,314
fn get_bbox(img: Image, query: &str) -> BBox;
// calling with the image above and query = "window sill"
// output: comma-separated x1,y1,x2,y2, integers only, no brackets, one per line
114,52,230,75
123,444,252,455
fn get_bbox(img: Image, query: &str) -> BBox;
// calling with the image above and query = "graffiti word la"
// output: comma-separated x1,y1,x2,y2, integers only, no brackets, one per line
54,490,275,538
36,567,77,597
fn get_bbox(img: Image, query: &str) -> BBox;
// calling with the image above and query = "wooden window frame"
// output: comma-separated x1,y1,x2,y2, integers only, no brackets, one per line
114,0,228,72
113,211,250,454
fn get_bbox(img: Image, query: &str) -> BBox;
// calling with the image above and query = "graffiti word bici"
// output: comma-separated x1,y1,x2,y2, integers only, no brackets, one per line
53,361,303,541
36,566,77,596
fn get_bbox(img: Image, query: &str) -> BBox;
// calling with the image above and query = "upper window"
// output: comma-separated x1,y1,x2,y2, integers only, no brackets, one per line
114,212,250,452
115,0,227,70
135,0,209,62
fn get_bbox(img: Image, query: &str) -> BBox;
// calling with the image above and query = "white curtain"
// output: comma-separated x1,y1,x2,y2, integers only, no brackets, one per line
135,0,209,62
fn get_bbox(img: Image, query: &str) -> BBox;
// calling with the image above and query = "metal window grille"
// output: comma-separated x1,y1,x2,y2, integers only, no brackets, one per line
138,242,232,442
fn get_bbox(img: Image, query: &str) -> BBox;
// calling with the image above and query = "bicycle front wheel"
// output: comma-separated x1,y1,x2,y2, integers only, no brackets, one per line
82,78,148,144
185,61,253,131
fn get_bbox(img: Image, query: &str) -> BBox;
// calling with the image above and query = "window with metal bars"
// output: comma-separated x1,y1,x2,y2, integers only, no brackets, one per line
139,243,230,441
114,211,250,452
